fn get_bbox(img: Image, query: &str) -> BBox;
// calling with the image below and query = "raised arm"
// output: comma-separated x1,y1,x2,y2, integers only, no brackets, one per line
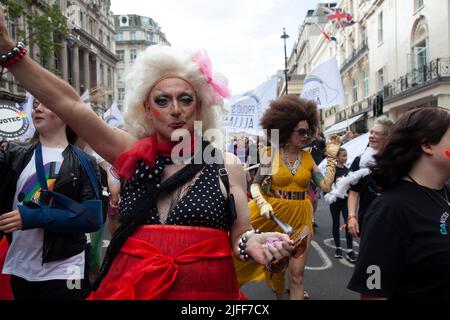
0,8,136,163
249,147,275,219
312,135,340,192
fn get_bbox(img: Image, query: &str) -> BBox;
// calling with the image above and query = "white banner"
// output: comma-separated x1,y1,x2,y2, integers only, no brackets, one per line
224,76,278,136
301,57,344,110
103,101,123,127
18,92,35,142
318,133,369,174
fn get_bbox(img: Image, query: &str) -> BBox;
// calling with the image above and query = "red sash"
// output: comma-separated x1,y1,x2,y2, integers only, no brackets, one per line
0,238,13,300
88,225,246,300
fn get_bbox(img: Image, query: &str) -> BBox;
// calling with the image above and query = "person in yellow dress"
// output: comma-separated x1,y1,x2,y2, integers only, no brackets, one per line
234,95,340,300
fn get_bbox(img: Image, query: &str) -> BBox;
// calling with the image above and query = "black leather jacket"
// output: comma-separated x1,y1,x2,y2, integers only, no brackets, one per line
0,142,101,263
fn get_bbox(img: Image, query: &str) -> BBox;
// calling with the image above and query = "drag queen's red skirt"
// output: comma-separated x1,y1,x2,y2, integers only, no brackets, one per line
0,237,13,300
88,225,246,300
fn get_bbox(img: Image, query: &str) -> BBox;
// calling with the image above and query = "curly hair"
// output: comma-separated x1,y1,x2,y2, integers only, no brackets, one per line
260,95,319,146
122,46,228,138
372,108,450,189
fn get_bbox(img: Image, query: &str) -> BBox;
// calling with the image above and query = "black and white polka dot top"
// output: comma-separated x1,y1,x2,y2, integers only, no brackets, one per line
119,156,230,231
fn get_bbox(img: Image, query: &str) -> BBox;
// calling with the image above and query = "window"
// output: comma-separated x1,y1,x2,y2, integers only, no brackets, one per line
352,79,358,103
410,18,429,72
9,20,17,41
100,63,104,86
362,26,368,46
99,29,103,44
89,19,94,35
378,12,383,44
107,68,112,88
145,32,153,43
116,50,124,61
118,88,125,101
116,32,124,41
130,49,137,62
349,37,355,56
377,68,384,92
348,0,354,15
363,70,369,98
79,11,84,28
130,31,136,41
415,0,424,11
413,41,428,70
117,68,125,82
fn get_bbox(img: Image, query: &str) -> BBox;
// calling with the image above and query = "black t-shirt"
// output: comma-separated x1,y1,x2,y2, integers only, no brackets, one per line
335,166,349,182
349,156,380,230
348,180,450,299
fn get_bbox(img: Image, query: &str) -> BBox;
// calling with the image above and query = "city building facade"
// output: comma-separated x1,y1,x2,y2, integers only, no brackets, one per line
114,14,170,110
0,0,118,114
286,0,450,136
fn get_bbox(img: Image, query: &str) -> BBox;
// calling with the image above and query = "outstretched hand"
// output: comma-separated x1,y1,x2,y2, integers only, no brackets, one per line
245,232,294,266
325,134,341,159
0,5,15,52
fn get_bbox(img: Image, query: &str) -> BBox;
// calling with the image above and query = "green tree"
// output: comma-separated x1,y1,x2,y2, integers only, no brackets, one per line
0,0,69,73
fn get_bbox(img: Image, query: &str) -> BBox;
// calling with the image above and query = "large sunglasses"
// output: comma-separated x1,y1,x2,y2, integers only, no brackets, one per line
264,234,308,274
295,128,311,137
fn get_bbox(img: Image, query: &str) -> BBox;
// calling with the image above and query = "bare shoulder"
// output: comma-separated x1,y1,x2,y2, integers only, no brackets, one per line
223,151,243,167
222,152,245,180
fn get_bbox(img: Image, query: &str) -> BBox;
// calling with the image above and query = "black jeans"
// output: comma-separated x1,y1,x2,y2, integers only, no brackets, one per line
10,275,85,300
329,198,353,250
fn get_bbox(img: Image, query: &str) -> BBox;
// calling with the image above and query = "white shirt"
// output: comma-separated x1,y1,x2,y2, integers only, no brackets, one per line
2,146,85,281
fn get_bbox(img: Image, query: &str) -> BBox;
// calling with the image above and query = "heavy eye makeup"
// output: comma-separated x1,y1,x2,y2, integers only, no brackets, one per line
179,93,194,106
153,92,195,108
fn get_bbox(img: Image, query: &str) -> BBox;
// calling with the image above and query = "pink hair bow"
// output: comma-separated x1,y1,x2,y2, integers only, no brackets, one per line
192,50,231,101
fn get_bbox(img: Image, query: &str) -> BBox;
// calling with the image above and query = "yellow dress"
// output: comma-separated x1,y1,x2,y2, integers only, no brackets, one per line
234,148,314,293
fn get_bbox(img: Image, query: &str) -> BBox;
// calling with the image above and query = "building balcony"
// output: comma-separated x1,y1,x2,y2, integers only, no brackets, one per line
331,95,375,123
340,40,369,74
383,58,450,102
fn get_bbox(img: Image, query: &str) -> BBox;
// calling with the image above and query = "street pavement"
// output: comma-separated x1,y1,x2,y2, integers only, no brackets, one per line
100,199,360,300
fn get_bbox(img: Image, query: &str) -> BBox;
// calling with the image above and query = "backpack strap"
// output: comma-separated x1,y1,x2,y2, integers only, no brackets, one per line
34,144,100,224
71,145,100,199
212,148,236,225
213,148,230,196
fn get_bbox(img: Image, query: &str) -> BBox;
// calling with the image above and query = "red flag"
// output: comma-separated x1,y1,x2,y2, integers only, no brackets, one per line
321,6,355,30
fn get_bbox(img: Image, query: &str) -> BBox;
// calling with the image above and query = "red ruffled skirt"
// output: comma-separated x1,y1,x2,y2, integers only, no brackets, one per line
0,237,13,300
88,225,246,300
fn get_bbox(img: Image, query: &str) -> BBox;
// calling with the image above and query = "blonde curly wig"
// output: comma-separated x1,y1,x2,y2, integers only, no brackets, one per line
123,46,229,138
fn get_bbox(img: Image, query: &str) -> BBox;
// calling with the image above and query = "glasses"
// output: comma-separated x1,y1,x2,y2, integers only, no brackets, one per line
295,128,311,137
264,234,308,274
